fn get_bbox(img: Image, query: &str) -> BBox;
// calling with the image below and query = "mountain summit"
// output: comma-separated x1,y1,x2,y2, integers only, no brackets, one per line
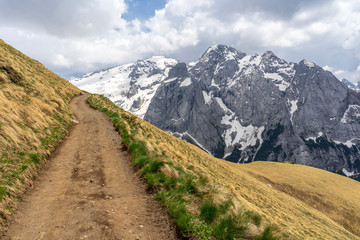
73,44,360,179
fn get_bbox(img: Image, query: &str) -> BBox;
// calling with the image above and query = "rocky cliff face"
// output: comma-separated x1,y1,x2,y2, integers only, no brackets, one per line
144,45,360,178
73,45,360,179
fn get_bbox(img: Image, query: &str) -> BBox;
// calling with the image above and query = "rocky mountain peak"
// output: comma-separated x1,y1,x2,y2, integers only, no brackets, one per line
299,59,318,69
261,50,276,58
200,44,245,63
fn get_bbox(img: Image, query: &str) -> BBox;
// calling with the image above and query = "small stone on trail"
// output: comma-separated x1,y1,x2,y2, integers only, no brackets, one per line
139,225,144,228
90,179,94,183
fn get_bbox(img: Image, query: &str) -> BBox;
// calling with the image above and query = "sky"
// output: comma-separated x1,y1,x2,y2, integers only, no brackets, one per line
0,0,359,82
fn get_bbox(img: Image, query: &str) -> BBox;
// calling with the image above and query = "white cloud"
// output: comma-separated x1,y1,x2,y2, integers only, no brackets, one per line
52,54,72,68
0,0,359,82
323,65,334,72
324,65,360,82
0,0,127,38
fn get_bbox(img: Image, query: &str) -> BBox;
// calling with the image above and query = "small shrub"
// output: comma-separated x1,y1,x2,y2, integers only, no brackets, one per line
192,219,213,239
21,164,28,172
179,177,197,194
129,139,148,158
164,177,178,189
145,172,167,186
0,187,6,201
256,226,279,240
154,190,167,204
200,201,218,223
108,111,119,120
29,153,40,164
17,123,26,129
176,211,193,236
148,160,164,173
218,200,232,215
132,156,150,167
141,160,164,176
244,211,262,226
213,215,247,240
198,175,209,185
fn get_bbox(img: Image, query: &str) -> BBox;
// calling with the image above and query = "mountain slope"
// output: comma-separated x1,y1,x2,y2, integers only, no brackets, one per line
0,39,81,226
88,93,360,239
73,44,360,179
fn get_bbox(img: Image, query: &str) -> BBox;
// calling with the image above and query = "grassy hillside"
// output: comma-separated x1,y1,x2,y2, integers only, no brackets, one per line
0,40,81,226
89,94,360,240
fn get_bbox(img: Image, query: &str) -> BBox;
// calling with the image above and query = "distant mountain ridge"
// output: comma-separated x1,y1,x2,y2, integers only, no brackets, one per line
341,78,360,92
72,44,360,180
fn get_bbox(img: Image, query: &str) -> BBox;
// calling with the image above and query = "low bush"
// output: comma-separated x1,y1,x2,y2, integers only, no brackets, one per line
200,200,218,223
213,215,247,240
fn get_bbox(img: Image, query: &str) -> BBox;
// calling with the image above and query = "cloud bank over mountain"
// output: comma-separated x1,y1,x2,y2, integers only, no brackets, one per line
0,0,359,81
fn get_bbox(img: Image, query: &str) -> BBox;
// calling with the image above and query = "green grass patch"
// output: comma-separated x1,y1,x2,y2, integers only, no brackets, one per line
129,139,148,158
213,215,247,240
0,187,7,201
200,200,218,223
256,226,279,240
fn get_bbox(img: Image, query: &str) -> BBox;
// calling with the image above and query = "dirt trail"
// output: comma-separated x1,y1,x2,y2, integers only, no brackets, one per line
4,94,178,240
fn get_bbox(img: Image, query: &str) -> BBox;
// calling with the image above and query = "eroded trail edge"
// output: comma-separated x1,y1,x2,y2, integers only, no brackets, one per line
4,94,177,240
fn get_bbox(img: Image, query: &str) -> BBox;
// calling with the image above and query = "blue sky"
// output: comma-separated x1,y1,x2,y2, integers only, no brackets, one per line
123,0,166,21
0,0,359,82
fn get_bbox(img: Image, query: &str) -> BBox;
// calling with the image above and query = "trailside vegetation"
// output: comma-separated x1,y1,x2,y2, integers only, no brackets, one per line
0,39,81,229
88,94,278,239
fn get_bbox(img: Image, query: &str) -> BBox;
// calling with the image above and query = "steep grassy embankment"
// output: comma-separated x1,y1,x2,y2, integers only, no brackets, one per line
89,94,360,240
0,40,81,226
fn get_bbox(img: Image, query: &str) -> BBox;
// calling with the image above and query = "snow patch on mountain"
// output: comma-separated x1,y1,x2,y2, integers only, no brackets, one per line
304,60,315,68
215,97,264,157
342,168,355,177
238,55,261,72
341,105,360,124
334,139,357,148
288,99,298,124
167,130,211,155
305,132,324,141
264,72,290,91
180,78,192,87
202,91,212,104
215,97,229,113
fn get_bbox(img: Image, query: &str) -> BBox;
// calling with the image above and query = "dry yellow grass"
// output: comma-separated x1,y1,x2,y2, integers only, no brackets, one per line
90,94,360,239
0,39,81,227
